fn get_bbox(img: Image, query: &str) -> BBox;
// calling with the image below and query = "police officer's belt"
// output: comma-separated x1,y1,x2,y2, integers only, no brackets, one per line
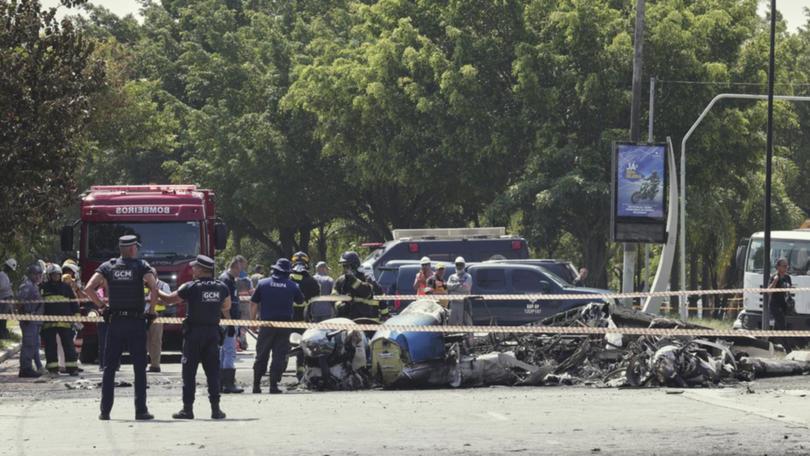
110,310,144,319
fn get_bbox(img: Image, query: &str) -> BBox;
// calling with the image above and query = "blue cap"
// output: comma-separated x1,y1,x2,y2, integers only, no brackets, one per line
272,258,292,274
119,235,140,247
190,254,215,270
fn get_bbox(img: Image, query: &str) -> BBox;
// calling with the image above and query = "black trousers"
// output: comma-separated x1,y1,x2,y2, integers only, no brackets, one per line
182,326,221,405
254,327,291,384
101,317,147,415
42,326,78,371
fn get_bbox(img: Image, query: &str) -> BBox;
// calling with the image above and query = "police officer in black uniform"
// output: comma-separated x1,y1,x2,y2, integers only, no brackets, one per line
84,235,159,421
159,255,231,420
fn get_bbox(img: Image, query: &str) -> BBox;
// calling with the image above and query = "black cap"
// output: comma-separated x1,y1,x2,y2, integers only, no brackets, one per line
191,255,215,270
119,235,141,247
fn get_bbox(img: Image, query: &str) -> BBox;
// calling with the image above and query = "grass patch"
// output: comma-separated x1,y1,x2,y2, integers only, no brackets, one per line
686,318,733,330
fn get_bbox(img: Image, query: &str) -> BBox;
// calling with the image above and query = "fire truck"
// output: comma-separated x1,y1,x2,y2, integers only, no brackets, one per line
60,185,227,363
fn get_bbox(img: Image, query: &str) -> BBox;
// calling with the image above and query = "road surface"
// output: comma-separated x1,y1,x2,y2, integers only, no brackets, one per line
2,346,810,455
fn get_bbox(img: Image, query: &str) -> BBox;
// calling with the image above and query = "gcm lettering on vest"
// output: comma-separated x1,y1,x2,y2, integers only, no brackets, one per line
112,270,134,280
202,291,220,301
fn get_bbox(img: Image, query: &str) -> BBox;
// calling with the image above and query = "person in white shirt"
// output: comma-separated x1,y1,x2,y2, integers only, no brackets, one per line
0,258,17,339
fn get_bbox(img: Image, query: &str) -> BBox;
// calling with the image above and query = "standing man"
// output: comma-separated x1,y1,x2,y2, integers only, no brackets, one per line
159,255,230,420
17,263,43,378
84,235,158,421
334,251,387,322
768,258,792,330
0,258,17,339
218,256,244,394
251,258,303,394
447,257,473,344
290,251,321,380
313,261,334,295
147,268,172,373
40,264,79,375
413,257,433,295
447,257,472,295
573,268,589,287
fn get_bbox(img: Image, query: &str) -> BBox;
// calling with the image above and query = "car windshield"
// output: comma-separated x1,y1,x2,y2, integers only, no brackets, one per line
746,238,810,275
87,222,201,262
538,268,571,288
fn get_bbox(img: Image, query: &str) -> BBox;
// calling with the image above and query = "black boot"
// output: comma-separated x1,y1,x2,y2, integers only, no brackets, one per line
269,382,282,394
221,368,244,394
210,400,226,420
252,371,262,394
172,404,194,420
135,410,155,421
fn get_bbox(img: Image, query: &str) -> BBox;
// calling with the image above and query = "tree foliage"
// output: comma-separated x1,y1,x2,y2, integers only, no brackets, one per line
0,0,103,252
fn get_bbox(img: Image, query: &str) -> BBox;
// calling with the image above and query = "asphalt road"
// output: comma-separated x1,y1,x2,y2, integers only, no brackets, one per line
2,346,810,456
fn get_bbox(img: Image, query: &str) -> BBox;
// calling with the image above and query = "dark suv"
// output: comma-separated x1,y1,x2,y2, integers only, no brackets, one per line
485,259,579,284
467,263,610,325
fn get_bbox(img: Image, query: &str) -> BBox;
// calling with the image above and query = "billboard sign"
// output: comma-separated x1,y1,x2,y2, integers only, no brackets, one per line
612,142,668,243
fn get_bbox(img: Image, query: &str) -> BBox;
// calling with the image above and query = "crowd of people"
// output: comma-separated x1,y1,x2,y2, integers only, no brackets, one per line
0,237,387,420
1,257,86,378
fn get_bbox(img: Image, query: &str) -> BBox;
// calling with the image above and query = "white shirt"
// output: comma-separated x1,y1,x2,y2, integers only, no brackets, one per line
447,271,472,295
0,271,12,299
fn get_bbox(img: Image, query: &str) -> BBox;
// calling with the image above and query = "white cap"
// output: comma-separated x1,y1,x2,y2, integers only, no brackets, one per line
420,256,431,265
4,258,17,271
454,256,466,265
62,263,79,274
46,264,62,275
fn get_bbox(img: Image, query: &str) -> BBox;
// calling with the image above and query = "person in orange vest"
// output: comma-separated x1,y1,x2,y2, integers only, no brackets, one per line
413,257,433,295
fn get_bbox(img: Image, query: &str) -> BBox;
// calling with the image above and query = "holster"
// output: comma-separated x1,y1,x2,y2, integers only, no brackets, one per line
182,319,190,337
218,326,226,346
227,326,236,337
101,308,111,324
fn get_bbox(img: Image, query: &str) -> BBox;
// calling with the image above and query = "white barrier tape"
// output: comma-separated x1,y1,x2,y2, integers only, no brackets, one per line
0,284,795,306
0,313,806,338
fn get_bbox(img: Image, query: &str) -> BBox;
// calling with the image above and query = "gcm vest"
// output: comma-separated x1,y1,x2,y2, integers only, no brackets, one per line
103,258,149,312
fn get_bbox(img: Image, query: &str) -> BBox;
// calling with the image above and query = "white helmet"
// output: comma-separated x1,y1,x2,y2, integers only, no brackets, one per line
62,263,80,274
45,264,62,276
454,256,466,265
4,258,17,271
420,256,431,265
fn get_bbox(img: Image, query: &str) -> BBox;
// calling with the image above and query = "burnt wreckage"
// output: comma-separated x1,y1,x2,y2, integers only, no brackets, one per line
295,300,810,390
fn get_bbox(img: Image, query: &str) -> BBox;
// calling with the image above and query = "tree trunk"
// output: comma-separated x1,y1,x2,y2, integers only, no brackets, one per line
583,233,609,289
298,226,311,255
316,224,327,261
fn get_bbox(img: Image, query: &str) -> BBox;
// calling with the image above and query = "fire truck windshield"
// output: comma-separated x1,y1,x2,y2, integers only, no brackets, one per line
87,221,202,262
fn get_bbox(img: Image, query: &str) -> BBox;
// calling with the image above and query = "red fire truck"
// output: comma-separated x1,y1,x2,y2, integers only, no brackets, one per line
60,185,227,363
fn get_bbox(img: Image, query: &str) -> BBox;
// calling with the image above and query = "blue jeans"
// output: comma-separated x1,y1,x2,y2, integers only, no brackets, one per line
219,333,237,369
19,322,41,372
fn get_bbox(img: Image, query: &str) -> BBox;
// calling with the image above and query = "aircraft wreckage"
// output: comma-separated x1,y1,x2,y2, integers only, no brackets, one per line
291,299,810,390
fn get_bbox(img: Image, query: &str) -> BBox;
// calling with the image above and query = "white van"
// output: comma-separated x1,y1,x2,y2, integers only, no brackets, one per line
736,230,809,329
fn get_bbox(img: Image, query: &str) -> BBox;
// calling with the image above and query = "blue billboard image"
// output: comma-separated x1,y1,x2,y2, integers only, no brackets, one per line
616,144,665,219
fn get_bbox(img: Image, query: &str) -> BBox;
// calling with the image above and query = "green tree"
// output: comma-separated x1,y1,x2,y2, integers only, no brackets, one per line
0,0,103,250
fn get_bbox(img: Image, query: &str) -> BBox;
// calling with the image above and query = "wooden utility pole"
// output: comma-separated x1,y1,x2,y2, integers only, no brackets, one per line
622,0,645,298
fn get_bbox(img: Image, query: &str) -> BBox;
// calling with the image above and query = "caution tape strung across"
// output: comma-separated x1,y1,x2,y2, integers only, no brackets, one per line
0,284,798,306
1,313,808,338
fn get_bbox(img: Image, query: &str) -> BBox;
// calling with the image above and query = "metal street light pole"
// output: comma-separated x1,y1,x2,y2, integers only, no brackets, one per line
762,0,777,330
